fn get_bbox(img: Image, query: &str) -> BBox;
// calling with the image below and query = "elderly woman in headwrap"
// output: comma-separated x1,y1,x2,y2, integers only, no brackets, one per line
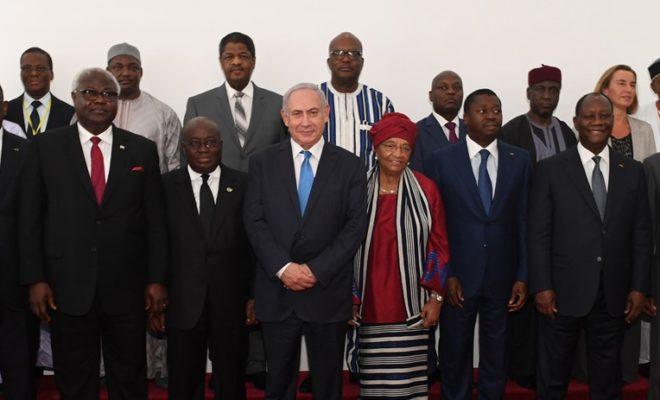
351,112,450,399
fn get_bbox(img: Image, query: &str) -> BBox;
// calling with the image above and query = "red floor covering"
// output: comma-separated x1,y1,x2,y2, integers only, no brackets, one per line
21,371,649,399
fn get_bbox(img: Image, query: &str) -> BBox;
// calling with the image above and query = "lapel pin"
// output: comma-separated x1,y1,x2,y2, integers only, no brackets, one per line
509,152,515,156
226,187,234,192
618,163,624,168
119,145,125,150
13,147,20,152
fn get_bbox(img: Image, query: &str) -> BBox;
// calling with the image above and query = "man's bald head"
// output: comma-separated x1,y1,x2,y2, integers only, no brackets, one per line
328,32,362,53
429,70,464,120
183,117,221,141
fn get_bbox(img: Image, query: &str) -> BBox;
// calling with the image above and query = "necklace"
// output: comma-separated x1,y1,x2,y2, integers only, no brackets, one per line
379,188,397,194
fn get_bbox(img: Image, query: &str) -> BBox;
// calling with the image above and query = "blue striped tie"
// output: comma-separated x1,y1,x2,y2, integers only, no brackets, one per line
298,151,313,214
478,149,492,214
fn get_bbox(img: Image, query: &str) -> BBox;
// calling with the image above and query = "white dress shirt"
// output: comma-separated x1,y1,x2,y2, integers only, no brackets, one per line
577,142,610,190
23,92,52,134
187,165,221,212
277,137,325,278
466,135,498,197
2,120,26,139
78,123,112,181
432,111,460,141
0,128,4,165
225,81,254,126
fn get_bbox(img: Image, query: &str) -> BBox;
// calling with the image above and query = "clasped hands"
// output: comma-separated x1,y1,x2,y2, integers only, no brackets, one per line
280,263,317,291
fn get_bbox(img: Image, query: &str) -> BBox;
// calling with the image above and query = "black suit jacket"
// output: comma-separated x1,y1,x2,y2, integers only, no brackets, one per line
411,114,467,177
5,94,75,138
0,132,27,310
528,146,651,317
500,114,577,165
163,165,252,329
19,125,168,316
244,140,368,323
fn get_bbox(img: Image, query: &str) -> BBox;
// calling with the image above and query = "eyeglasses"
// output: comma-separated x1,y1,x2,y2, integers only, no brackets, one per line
74,89,119,101
183,139,221,150
21,65,51,74
329,50,363,60
380,142,412,154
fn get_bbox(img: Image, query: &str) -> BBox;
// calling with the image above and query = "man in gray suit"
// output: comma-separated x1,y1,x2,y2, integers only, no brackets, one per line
184,32,286,172
644,154,660,400
183,32,286,389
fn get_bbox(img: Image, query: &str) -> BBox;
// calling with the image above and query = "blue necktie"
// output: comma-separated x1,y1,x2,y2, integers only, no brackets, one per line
478,149,492,214
298,150,314,214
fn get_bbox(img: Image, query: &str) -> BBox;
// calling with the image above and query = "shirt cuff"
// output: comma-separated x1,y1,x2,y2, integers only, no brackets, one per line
276,262,292,279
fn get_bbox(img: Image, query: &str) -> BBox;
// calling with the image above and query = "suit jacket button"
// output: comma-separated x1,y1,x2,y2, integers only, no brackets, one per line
596,256,602,262
482,243,487,248
91,246,97,252
96,220,102,225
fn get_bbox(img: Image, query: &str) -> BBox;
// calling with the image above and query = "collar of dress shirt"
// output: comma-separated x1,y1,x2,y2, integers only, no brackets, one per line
23,91,51,107
225,81,254,100
432,111,459,130
291,137,325,161
466,134,498,161
577,141,609,167
187,164,221,182
78,122,113,145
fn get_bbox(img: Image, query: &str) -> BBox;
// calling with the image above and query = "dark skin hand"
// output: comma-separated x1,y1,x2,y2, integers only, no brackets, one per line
246,299,257,326
145,283,168,314
445,277,464,308
29,282,57,322
148,312,165,333
535,289,557,319
625,291,646,324
644,297,657,317
508,281,528,312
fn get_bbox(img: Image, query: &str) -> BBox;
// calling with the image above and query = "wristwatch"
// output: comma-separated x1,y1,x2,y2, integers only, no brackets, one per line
430,291,443,303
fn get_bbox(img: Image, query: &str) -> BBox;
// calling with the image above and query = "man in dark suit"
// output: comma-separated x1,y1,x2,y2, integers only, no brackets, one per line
529,93,650,400
244,83,367,400
184,32,286,172
644,153,660,400
0,83,34,400
184,31,284,389
432,89,531,400
500,64,577,389
165,117,253,400
19,68,168,399
6,47,75,137
411,70,467,177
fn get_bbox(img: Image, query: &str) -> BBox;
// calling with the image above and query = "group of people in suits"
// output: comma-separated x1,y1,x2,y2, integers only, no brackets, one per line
0,28,659,400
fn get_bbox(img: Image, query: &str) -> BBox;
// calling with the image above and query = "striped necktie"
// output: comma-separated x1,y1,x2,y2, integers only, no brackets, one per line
234,92,248,147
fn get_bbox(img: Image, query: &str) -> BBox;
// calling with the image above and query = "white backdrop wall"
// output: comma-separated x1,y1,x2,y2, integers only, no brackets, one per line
2,0,659,127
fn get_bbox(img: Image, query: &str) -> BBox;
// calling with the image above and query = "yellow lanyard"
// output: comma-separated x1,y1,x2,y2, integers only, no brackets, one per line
24,98,52,135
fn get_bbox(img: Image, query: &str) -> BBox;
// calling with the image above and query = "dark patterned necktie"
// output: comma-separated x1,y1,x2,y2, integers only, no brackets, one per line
30,100,42,136
234,92,248,147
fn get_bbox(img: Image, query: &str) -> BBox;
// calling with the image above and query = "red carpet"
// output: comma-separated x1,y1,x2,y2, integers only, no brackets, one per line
18,372,649,399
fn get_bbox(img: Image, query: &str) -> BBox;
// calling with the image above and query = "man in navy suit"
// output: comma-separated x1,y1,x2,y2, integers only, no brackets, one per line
243,83,367,400
411,71,467,177
432,89,531,400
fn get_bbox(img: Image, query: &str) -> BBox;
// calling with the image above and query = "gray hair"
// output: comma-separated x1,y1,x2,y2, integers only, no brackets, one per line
71,67,121,94
282,83,328,114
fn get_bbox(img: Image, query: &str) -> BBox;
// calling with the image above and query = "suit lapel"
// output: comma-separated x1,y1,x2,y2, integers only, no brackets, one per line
16,95,26,134
66,125,96,204
278,141,302,223
176,168,206,240
603,152,626,226
490,143,514,216
46,96,60,131
423,115,449,148
458,119,468,140
216,85,242,151
210,168,234,240
244,85,266,151
562,148,601,220
450,140,487,218
302,143,337,220
100,127,129,207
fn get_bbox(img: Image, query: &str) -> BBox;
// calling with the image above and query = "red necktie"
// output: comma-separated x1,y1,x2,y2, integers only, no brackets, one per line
445,122,459,143
90,136,106,205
